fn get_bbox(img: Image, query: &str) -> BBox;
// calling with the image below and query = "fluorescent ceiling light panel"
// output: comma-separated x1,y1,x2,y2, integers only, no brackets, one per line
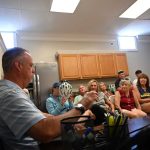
50,0,80,13
119,0,150,19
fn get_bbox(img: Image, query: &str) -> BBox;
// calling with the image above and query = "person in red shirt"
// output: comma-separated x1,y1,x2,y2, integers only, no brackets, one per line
115,78,146,118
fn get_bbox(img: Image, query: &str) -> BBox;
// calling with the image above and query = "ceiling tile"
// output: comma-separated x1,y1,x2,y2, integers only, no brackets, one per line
0,8,21,31
20,0,51,11
0,0,20,9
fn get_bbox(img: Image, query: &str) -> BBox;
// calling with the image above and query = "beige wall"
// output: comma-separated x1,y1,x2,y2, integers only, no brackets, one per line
17,35,150,91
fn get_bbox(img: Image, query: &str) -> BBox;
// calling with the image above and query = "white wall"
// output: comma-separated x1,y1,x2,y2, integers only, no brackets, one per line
0,35,6,79
17,34,150,91
0,48,3,79
126,41,150,81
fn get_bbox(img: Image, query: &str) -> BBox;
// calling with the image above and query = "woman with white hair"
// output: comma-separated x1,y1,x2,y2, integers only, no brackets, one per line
115,79,146,118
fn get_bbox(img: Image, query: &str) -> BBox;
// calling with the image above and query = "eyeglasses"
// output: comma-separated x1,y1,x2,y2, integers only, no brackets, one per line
124,77,129,80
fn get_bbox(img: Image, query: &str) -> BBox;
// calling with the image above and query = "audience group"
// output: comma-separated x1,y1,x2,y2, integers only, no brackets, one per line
46,69,150,125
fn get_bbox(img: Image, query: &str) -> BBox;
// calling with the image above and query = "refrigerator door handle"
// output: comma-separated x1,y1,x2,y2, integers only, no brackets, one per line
33,74,37,105
36,74,41,108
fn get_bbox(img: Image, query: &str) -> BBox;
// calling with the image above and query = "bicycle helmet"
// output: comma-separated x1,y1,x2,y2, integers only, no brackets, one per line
59,81,72,99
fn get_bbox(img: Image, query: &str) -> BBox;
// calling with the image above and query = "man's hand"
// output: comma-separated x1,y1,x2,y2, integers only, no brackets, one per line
82,109,96,120
74,110,95,131
79,91,98,110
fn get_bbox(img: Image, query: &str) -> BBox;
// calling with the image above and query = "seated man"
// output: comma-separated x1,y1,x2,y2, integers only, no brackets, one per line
115,70,126,90
133,70,142,87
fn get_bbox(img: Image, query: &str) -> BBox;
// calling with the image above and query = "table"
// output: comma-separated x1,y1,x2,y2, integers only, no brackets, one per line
39,116,150,150
128,115,150,136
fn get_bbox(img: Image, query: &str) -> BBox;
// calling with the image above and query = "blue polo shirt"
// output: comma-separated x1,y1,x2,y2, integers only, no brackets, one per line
0,80,46,150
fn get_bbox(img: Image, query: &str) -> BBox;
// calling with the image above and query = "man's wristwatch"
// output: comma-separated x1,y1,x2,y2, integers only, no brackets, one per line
74,103,85,114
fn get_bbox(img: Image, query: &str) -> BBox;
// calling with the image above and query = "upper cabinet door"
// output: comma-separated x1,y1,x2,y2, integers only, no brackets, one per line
80,54,100,78
58,54,81,80
115,53,129,75
58,53,129,80
99,54,116,77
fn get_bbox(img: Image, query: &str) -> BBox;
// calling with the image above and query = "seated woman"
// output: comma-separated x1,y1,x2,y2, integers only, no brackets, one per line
87,79,114,113
73,85,87,105
99,82,114,102
115,79,147,118
46,82,74,115
136,73,150,113
87,79,115,125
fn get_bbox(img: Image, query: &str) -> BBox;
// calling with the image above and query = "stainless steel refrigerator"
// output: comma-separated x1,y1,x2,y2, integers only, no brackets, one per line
27,62,59,112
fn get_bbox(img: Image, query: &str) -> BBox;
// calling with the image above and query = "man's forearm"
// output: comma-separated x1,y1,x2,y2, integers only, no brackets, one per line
44,108,82,141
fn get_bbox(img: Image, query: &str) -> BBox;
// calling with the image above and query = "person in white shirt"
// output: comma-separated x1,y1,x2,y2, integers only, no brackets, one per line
74,85,87,105
133,70,142,87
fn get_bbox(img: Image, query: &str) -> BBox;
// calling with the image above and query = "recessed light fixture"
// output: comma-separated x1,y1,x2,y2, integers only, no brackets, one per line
118,36,137,51
119,0,150,19
50,0,80,13
1,32,16,49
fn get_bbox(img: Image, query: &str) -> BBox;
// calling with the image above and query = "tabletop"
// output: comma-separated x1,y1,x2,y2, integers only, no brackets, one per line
128,115,150,136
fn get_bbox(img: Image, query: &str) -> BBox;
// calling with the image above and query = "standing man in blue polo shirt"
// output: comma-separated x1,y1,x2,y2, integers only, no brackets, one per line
0,47,98,150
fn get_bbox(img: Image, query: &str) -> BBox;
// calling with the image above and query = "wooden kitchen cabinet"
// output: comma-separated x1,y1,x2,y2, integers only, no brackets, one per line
80,54,100,78
98,53,116,77
115,53,129,75
58,53,129,80
58,54,81,80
